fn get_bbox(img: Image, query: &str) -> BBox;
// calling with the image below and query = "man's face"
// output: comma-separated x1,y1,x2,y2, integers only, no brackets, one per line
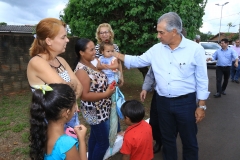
220,41,228,49
235,40,240,47
156,21,174,45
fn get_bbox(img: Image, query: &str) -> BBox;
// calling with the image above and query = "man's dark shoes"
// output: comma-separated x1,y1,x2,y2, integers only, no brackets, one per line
235,80,239,84
221,91,226,95
214,93,221,98
153,143,161,154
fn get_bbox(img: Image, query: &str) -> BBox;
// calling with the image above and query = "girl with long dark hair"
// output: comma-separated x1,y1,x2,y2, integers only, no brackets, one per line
29,84,87,160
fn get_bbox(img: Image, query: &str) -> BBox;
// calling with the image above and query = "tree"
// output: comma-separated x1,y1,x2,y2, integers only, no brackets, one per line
227,22,236,32
198,31,213,41
63,0,207,54
0,22,7,26
62,0,207,78
231,34,239,41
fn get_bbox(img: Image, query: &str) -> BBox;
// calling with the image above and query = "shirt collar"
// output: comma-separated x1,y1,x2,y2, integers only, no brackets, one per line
178,34,187,48
163,34,186,49
221,47,229,51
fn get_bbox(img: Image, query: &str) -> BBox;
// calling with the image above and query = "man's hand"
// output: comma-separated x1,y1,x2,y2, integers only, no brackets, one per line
206,58,212,62
234,61,238,68
195,107,205,123
113,51,124,61
140,90,147,102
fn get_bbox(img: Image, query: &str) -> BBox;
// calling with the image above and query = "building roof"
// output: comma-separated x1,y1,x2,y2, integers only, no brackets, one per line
209,32,239,42
0,25,35,33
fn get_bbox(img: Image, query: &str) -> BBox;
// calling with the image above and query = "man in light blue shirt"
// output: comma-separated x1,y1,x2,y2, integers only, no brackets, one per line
114,12,209,160
207,38,238,98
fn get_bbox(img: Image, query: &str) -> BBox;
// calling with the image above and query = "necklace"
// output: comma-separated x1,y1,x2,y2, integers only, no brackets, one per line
48,58,60,68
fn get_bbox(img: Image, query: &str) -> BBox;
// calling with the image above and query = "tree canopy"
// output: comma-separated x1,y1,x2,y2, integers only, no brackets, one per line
198,31,213,41
0,22,7,26
62,0,207,54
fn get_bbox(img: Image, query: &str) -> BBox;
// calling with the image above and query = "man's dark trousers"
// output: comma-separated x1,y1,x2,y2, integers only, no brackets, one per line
149,91,162,146
216,66,230,93
156,92,198,160
230,61,240,81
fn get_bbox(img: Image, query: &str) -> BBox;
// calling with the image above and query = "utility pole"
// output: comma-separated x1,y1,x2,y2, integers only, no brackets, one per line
216,2,229,42
239,13,240,40
239,23,240,40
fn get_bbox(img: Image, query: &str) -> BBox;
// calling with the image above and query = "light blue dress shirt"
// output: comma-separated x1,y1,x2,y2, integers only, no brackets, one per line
212,47,237,66
124,36,210,100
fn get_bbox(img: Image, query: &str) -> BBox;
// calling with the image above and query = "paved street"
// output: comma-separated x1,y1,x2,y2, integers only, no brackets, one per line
111,68,240,160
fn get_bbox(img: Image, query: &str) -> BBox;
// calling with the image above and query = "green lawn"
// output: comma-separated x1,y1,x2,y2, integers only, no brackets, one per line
0,68,153,160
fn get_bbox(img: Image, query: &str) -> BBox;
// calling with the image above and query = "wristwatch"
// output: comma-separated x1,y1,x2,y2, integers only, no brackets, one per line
198,105,207,110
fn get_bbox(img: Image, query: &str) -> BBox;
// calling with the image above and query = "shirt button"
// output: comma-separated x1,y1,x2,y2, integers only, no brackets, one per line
169,73,170,74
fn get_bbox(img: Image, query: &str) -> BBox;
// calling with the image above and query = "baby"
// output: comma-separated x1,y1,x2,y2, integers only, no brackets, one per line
97,41,120,84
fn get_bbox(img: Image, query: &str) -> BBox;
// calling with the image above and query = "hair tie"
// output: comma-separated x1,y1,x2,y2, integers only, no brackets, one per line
32,85,53,94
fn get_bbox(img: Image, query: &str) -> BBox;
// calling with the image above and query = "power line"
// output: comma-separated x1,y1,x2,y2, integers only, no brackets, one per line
203,12,240,22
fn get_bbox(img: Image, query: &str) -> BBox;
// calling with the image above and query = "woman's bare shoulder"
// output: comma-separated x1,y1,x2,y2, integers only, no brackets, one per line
28,56,54,74
28,56,46,66
28,56,47,68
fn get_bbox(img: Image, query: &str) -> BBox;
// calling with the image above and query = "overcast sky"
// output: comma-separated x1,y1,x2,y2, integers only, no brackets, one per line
0,0,239,36
0,0,67,25
201,0,240,35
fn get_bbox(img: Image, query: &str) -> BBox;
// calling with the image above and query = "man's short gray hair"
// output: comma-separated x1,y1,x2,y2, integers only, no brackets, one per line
195,35,201,40
157,12,182,34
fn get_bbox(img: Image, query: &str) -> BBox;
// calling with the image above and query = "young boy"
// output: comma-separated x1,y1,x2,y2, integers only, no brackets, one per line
120,100,153,160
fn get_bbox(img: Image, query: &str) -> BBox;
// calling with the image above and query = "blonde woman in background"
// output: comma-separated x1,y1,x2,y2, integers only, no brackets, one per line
95,23,124,87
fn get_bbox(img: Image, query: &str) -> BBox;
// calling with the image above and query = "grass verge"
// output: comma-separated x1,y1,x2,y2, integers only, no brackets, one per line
0,68,153,160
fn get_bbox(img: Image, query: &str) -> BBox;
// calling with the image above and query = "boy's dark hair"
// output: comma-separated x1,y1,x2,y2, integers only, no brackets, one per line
121,100,145,123
221,38,229,43
99,41,114,53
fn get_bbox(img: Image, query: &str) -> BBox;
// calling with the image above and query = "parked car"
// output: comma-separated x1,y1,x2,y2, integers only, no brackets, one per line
199,42,221,65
